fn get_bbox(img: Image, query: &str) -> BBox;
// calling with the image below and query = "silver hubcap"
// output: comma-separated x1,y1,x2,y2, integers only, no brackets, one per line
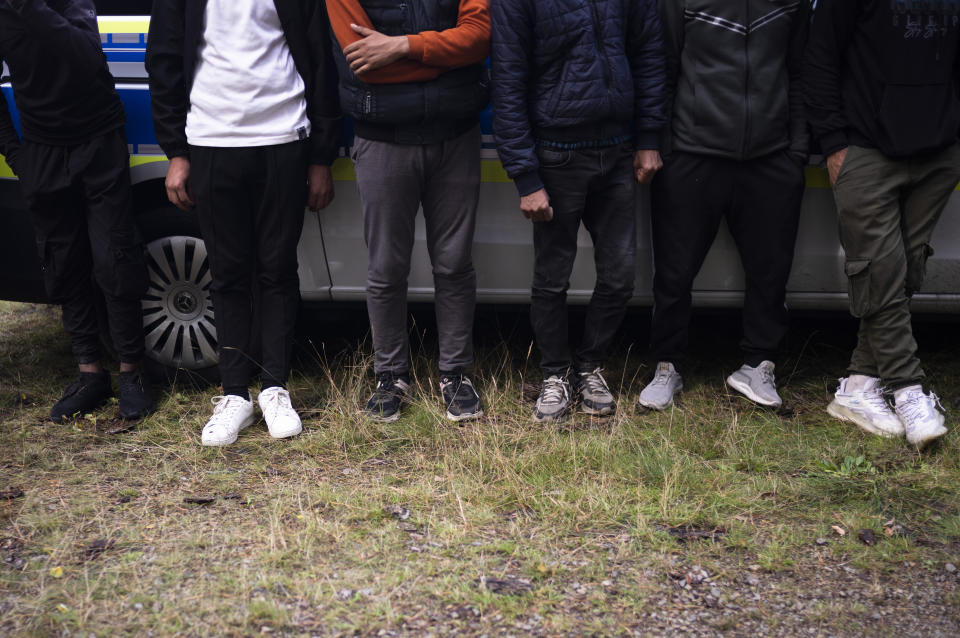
142,236,218,371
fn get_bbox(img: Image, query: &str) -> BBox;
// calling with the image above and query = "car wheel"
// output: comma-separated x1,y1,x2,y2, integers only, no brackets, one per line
141,234,220,384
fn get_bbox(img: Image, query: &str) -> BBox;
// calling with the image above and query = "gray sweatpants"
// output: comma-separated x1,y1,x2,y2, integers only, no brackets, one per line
832,143,960,388
352,126,481,374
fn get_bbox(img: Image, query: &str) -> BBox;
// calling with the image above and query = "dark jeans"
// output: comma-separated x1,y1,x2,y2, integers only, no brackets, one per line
649,150,804,369
833,143,960,388
19,128,147,364
531,142,637,377
190,141,307,393
353,126,480,375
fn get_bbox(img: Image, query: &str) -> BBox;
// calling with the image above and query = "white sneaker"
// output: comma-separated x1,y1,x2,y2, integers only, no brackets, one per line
726,360,782,407
827,376,904,438
258,386,303,439
202,394,255,446
894,385,947,448
637,362,683,411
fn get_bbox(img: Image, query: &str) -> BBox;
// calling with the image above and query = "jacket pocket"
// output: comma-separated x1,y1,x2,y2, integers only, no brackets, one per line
844,259,872,318
878,83,957,155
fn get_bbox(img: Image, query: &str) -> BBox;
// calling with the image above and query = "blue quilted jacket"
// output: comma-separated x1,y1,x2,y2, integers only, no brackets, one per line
491,0,667,195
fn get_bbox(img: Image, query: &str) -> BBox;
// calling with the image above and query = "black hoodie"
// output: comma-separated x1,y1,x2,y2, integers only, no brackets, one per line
0,0,125,172
804,0,960,159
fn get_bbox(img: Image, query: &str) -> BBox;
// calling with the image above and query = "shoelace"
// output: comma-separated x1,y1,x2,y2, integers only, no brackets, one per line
758,365,775,386
260,388,292,417
540,377,569,406
650,366,674,387
864,386,894,412
210,395,247,419
896,391,942,424
579,369,610,395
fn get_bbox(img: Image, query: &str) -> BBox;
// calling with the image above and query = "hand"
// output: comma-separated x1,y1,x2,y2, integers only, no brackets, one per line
307,164,335,211
520,188,553,222
165,156,194,211
344,24,410,75
826,148,848,186
633,149,663,184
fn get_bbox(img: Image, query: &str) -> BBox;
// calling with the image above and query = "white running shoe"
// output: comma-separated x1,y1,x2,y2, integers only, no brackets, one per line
894,385,947,448
202,394,255,446
637,362,683,411
827,376,904,438
258,386,303,439
726,360,782,407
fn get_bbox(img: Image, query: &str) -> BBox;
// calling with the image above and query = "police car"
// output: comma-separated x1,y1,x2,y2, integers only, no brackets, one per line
2,1,960,382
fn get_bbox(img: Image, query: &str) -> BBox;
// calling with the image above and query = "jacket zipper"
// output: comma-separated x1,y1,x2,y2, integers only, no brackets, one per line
589,1,612,91
742,0,751,158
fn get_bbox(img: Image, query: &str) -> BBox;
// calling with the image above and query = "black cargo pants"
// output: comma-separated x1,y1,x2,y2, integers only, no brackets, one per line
18,127,148,364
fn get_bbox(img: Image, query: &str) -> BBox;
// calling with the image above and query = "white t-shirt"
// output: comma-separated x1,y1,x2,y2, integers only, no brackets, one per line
185,0,311,147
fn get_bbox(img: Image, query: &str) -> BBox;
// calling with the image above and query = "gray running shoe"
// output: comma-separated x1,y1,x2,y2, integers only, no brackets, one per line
726,361,782,407
895,386,947,448
576,367,616,416
534,375,571,422
637,362,683,411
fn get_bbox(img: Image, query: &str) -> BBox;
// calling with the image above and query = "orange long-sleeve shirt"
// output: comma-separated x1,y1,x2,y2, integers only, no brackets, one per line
326,0,490,85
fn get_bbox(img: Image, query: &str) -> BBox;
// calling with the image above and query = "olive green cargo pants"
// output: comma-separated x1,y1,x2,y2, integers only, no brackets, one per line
832,143,960,388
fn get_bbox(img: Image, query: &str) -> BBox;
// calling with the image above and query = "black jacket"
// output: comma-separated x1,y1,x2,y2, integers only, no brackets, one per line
145,0,341,165
491,0,667,196
804,0,960,159
0,0,125,172
661,0,810,161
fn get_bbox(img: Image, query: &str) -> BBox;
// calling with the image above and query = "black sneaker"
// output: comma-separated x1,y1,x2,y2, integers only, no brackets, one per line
365,372,411,422
440,373,483,422
117,370,155,420
50,371,112,423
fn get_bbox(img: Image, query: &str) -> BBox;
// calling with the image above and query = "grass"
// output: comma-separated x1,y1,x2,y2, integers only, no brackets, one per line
0,301,958,636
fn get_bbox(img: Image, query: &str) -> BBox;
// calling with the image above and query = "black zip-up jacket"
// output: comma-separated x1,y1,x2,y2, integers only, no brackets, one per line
0,0,124,173
804,0,960,159
145,0,341,165
661,0,810,161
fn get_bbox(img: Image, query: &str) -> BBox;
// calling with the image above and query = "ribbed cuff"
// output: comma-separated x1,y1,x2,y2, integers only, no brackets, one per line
514,170,544,197
633,130,660,151
819,129,849,158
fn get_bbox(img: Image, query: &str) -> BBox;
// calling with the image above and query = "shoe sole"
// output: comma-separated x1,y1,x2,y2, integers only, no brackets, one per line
446,408,483,422
366,411,401,423
725,376,781,408
269,424,303,439
202,413,255,447
581,403,615,416
826,401,902,438
907,425,948,449
533,409,569,423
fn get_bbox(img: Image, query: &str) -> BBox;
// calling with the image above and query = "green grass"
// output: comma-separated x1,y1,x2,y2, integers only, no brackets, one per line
0,301,958,636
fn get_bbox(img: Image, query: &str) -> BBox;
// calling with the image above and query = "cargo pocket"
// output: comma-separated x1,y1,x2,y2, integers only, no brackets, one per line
105,242,148,301
844,259,871,318
905,243,934,297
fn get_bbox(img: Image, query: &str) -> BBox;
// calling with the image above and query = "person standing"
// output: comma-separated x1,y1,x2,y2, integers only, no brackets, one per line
805,0,960,448
0,0,154,423
491,0,667,422
146,0,341,446
326,0,490,423
638,0,810,412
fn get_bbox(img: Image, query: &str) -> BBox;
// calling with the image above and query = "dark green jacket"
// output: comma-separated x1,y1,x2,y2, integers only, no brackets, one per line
661,0,810,161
